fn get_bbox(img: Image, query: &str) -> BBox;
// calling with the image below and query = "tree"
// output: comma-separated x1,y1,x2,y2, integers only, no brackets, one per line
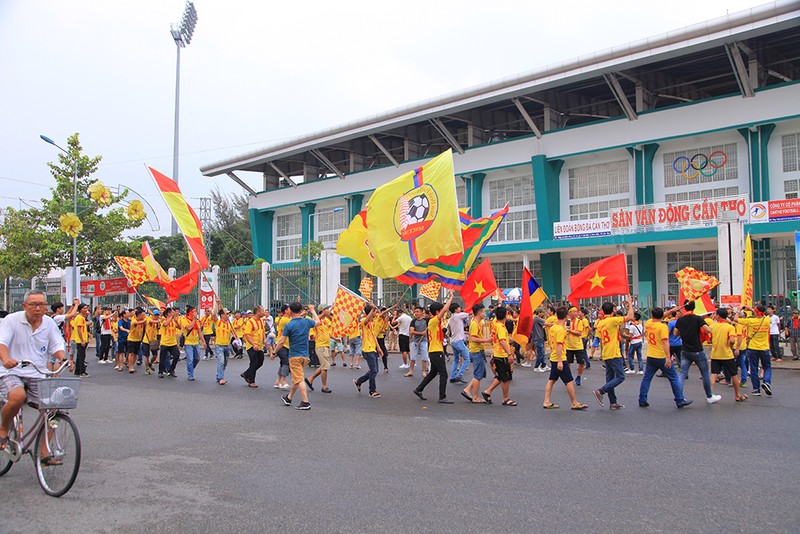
205,188,253,269
0,133,143,279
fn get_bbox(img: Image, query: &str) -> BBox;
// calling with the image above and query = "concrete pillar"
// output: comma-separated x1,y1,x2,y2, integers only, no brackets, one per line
249,209,274,263
348,266,361,293
260,262,271,309
300,203,317,247
467,173,485,218
531,156,564,242
627,143,659,205
637,246,656,309
320,245,341,307
540,252,562,299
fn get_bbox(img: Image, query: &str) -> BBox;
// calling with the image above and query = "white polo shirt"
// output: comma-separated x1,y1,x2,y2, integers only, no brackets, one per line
396,314,412,336
0,311,65,378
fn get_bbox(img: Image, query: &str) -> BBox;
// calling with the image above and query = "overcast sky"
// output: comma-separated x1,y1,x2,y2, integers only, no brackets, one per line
0,0,764,236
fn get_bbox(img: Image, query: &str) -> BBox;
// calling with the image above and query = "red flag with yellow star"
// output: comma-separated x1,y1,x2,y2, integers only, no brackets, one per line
460,260,497,311
567,254,628,306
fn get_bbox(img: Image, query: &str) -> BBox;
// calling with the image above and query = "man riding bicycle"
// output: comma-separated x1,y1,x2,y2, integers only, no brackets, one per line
0,290,68,464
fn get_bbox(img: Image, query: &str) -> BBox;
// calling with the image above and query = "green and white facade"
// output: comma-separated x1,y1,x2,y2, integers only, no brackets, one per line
202,3,800,307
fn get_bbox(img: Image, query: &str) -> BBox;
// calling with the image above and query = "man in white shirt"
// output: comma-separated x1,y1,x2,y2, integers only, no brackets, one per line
447,303,471,384
0,290,66,454
394,309,412,369
767,306,783,362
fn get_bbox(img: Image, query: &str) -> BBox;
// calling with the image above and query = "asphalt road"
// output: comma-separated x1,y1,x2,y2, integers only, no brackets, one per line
2,352,799,534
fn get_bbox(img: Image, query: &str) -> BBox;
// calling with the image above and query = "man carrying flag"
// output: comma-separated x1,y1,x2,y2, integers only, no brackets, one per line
592,300,634,410
512,267,547,347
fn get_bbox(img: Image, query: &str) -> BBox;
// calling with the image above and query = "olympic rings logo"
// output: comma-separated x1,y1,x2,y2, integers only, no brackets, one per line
672,151,727,180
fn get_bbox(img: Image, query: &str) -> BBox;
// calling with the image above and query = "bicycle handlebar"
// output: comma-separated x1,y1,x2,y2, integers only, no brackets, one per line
18,359,70,377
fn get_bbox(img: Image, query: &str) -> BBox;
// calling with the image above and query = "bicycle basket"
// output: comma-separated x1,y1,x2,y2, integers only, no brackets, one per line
37,378,80,409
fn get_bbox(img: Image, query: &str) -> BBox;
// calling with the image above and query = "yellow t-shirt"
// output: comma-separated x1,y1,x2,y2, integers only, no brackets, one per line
735,323,746,350
181,316,200,345
549,324,567,362
276,316,291,349
215,319,232,346
491,319,509,359
739,316,770,351
200,314,215,335
428,316,444,353
232,317,246,338
564,320,584,351
710,321,736,360
361,317,378,353
374,316,387,338
703,317,714,346
128,318,145,343
468,319,485,353
244,317,265,350
71,315,88,344
597,316,625,360
579,317,590,339
645,319,669,359
315,317,331,347
160,320,178,347
144,316,160,343
111,321,118,341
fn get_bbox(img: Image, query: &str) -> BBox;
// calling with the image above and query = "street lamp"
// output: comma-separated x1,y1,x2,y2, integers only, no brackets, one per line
306,207,344,303
169,0,198,236
40,134,79,301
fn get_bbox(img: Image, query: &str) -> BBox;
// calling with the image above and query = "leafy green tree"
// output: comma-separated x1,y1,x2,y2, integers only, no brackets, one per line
205,188,253,269
0,133,143,279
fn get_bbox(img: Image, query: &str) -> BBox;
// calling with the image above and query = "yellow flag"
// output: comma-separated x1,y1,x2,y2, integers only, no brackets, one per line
336,210,376,273
742,233,754,308
365,150,462,278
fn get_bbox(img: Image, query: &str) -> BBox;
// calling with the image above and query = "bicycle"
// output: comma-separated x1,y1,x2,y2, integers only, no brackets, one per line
0,359,82,497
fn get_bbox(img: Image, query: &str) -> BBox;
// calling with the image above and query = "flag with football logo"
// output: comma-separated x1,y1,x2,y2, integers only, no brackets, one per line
330,285,367,338
419,279,442,300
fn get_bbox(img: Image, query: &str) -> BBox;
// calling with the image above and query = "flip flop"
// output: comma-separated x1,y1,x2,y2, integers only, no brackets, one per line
481,391,492,404
369,392,382,398
460,391,473,402
502,399,518,406
0,435,8,451
40,456,63,467
542,403,559,409
571,403,589,410
247,383,258,388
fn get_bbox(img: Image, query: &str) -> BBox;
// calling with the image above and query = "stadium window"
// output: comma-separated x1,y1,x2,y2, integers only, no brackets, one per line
275,212,302,262
664,186,739,204
666,251,719,299
315,205,347,247
568,161,630,220
663,143,738,189
782,134,799,173
488,175,537,242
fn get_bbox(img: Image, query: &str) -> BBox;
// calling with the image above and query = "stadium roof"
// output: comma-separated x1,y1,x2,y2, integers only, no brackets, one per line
201,0,800,193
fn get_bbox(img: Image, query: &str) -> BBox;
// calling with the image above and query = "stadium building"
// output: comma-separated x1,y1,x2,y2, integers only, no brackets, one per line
201,1,800,308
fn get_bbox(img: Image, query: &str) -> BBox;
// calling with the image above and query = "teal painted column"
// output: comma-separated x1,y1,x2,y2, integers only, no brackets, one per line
249,208,273,263
637,246,657,307
627,143,659,204
467,172,485,218
299,203,316,246
738,124,775,202
754,238,772,304
346,195,364,292
531,155,564,241
540,252,562,299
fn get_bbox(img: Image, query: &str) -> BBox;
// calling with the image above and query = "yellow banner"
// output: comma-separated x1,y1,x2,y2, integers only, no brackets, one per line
741,233,754,308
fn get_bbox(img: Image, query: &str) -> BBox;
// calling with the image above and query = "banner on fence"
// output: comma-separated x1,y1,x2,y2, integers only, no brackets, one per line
749,199,800,223
199,271,215,309
74,277,135,297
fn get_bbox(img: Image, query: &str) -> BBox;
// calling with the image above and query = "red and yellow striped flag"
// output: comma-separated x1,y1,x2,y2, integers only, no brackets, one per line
147,166,209,269
419,279,442,300
114,256,151,288
330,285,367,338
141,241,171,283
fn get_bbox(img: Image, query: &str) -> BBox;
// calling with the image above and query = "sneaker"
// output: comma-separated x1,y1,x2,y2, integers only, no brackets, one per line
280,384,291,390
676,400,693,408
751,390,762,397
593,389,605,407
533,366,543,373
639,402,649,407
543,366,551,372
145,368,152,375
761,382,773,396
520,362,532,368
188,377,195,381
706,394,722,404
637,370,644,375
610,403,625,410
625,369,635,374
79,373,91,378
354,379,361,393
158,373,164,378
575,376,581,386
296,401,311,410
281,395,291,406
413,389,426,401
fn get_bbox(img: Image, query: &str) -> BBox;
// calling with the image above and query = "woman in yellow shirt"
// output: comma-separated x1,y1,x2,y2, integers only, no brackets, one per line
158,308,180,378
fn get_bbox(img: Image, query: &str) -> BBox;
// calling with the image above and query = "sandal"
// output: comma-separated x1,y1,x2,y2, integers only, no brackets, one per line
40,455,63,466
460,391,473,402
247,383,258,388
0,435,8,451
571,403,589,410
502,399,518,406
736,394,748,402
369,392,382,398
481,391,492,404
218,379,227,385
542,403,559,409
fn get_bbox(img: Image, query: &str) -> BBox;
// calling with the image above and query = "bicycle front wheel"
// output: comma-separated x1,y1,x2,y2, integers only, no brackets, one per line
0,423,18,476
34,413,81,497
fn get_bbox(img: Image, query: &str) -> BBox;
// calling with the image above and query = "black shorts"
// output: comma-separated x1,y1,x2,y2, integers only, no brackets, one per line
548,362,574,384
116,341,127,354
276,346,289,366
398,334,410,353
711,359,737,376
491,357,513,383
566,349,586,365
127,341,141,355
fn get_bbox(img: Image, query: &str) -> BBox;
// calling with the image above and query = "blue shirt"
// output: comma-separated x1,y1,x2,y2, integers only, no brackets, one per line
281,317,314,357
667,319,681,347
118,318,131,342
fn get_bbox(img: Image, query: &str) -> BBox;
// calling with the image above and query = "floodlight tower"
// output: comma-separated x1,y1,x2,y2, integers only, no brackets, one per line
169,1,198,236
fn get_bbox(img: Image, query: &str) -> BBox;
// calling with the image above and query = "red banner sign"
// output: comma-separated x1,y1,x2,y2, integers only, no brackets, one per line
80,278,135,297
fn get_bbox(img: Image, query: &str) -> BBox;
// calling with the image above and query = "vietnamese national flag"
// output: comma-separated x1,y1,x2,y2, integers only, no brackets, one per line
512,267,547,345
567,254,629,306
460,260,497,311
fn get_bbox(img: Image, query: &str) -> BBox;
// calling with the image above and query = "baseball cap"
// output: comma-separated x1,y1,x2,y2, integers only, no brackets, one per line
152,309,161,315
318,304,330,311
